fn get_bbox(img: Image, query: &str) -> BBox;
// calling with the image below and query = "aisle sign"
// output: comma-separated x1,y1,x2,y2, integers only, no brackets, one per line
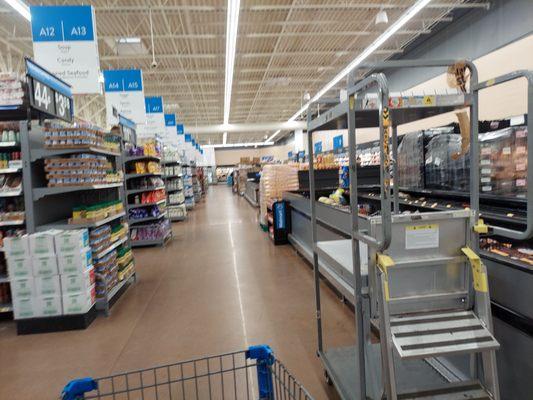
26,58,73,122
177,124,184,135
164,114,178,144
185,134,192,142
137,96,166,139
103,69,146,126
333,135,344,152
30,5,101,94
314,141,322,154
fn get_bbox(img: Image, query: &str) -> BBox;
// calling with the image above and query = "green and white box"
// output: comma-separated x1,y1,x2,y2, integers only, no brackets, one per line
32,254,59,277
60,266,94,294
7,256,32,279
3,235,30,258
57,247,92,275
62,284,94,315
37,295,62,317
55,229,89,255
10,277,35,298
35,275,61,297
13,296,38,319
29,230,62,255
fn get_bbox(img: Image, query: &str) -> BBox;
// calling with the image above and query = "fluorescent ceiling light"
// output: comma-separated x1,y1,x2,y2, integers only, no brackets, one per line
223,131,228,144
265,130,281,143
117,37,142,44
3,0,30,21
287,0,432,123
205,142,273,149
224,0,241,124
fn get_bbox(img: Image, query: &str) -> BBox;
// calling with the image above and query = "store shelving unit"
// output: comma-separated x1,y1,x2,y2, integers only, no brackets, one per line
20,123,135,321
183,164,195,210
162,156,186,222
124,149,171,247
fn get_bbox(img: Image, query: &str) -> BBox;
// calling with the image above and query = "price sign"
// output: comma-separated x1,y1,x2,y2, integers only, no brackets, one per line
26,58,73,122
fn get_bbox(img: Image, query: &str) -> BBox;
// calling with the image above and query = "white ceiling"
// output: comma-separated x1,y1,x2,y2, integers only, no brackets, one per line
0,0,488,144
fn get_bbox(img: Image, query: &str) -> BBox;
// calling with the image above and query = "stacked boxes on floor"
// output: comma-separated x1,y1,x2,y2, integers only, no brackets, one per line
6,230,95,319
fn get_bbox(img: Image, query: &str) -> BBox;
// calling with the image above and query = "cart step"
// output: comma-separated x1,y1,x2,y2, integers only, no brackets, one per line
398,380,493,400
390,310,499,359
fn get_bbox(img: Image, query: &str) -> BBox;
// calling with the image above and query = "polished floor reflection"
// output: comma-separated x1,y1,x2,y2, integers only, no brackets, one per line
0,185,354,399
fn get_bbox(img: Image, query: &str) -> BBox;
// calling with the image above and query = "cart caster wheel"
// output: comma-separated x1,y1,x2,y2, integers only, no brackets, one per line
324,370,333,386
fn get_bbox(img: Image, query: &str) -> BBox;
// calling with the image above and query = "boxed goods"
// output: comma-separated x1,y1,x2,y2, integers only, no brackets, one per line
13,296,38,319
34,275,61,297
10,277,35,298
7,256,32,278
62,284,95,315
479,126,527,198
61,267,95,295
32,254,59,277
57,247,92,274
38,295,62,317
3,235,29,257
30,230,61,255
55,229,89,254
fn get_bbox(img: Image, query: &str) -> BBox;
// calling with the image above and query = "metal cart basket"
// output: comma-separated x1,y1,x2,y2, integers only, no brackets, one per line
61,345,314,400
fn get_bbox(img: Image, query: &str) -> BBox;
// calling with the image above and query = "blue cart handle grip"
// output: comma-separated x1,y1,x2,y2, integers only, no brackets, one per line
61,377,97,400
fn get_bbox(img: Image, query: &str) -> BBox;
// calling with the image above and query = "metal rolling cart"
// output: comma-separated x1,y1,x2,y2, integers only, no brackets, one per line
306,60,501,399
61,345,314,400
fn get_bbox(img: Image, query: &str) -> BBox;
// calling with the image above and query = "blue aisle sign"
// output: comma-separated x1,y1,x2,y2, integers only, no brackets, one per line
103,69,146,126
145,96,163,113
138,96,165,139
314,141,322,154
185,134,192,142
164,114,176,127
177,124,184,135
30,5,100,94
333,135,344,151
288,151,293,159
298,150,305,161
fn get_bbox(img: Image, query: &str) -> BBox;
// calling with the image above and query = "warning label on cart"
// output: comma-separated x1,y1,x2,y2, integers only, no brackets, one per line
405,224,439,249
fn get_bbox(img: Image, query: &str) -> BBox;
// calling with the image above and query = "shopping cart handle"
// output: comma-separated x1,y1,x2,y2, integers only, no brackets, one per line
61,377,98,400
246,344,274,364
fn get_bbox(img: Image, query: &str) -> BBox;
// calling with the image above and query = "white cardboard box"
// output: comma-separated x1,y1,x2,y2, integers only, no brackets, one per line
62,284,95,315
13,296,39,319
38,295,62,317
55,229,89,255
60,266,95,295
34,275,62,297
3,235,30,258
32,254,59,277
29,230,62,255
10,277,35,299
57,247,92,275
7,256,33,279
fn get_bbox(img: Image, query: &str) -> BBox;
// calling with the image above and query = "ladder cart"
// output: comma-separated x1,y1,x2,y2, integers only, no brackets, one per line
61,345,314,400
306,60,501,399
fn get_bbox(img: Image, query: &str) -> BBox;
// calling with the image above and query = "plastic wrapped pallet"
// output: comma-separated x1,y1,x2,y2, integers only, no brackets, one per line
259,165,299,225
479,125,527,197
424,131,470,192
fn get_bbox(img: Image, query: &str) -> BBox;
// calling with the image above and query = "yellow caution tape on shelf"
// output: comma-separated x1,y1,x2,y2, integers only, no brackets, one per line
376,253,395,301
462,247,488,293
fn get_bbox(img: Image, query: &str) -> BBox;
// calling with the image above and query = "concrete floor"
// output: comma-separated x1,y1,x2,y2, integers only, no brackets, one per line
0,185,355,399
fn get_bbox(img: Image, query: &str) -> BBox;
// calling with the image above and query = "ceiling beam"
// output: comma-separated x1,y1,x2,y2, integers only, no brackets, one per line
185,121,306,134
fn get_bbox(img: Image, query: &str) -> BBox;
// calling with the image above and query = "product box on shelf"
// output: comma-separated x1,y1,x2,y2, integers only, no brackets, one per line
37,295,62,317
30,230,62,255
55,229,89,255
10,277,35,299
32,254,59,277
34,275,62,297
3,235,30,258
7,256,32,279
62,284,95,315
60,266,95,295
57,247,92,274
13,296,39,319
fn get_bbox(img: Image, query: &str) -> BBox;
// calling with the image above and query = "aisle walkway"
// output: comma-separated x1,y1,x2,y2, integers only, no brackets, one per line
0,186,355,399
